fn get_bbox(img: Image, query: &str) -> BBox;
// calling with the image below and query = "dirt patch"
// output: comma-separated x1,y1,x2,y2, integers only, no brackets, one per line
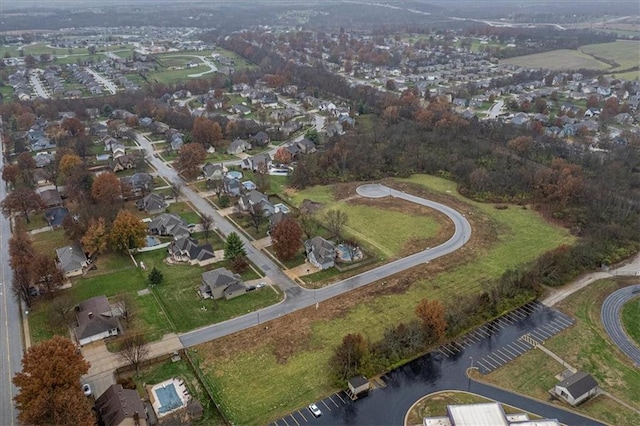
332,181,365,200
299,199,324,215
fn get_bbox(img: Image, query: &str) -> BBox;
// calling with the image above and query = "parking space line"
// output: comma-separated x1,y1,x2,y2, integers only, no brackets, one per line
536,327,554,338
500,315,515,325
495,318,511,328
475,327,491,337
477,359,492,371
496,348,513,361
452,341,467,350
531,300,545,309
282,417,291,426
336,392,347,404
440,345,455,356
298,409,308,422
512,340,529,351
465,334,480,343
439,349,450,358
509,342,526,354
473,330,487,339
502,345,519,358
488,353,506,365
520,305,535,314
554,316,573,327
480,356,499,369
289,414,300,426
542,323,561,334
531,328,550,339
321,400,331,412
529,330,547,341
509,309,527,320
328,396,339,407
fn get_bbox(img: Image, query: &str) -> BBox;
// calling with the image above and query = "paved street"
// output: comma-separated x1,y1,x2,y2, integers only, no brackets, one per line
601,284,640,366
0,118,23,425
272,304,602,426
86,67,118,94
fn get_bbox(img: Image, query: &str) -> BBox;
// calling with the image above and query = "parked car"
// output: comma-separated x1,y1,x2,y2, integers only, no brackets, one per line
256,282,266,289
82,383,92,397
308,403,321,418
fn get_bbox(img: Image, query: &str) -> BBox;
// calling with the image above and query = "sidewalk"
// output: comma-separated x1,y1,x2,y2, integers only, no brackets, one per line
81,333,183,397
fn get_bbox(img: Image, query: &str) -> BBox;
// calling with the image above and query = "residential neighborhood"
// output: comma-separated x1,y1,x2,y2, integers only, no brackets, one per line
1,2,639,426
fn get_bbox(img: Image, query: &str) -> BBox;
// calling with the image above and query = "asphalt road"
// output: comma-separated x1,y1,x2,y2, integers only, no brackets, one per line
274,306,602,426
179,184,470,347
601,284,640,366
86,68,118,94
0,118,23,425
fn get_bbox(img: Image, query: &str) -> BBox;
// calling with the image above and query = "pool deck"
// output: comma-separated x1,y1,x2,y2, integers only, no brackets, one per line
150,377,191,418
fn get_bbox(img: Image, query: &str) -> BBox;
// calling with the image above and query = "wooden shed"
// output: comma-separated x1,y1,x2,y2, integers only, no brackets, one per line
346,376,370,400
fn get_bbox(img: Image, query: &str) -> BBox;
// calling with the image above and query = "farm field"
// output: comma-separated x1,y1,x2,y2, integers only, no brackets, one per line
481,279,640,425
501,41,640,79
501,49,610,71
194,175,574,425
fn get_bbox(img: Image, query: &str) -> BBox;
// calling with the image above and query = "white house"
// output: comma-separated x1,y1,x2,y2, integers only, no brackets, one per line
553,371,598,406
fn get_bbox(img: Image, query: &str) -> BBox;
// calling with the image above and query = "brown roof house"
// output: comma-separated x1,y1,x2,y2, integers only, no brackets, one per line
553,371,598,406
74,295,121,346
304,237,336,270
199,267,246,300
95,384,148,426
56,243,88,278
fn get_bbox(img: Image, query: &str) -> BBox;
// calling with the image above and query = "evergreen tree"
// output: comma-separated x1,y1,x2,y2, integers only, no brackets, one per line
224,232,246,260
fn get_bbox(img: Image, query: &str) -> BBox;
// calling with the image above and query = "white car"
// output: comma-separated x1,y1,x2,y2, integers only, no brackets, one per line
308,403,322,418
256,282,266,289
82,383,92,397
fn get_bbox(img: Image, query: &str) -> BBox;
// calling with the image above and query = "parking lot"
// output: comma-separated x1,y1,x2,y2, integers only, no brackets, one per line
271,391,352,425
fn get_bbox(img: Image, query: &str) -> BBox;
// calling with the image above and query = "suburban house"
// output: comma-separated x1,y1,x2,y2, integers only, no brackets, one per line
199,268,247,300
148,213,190,240
136,193,167,214
250,131,270,147
304,237,336,270
553,371,598,406
56,243,88,278
325,122,344,137
241,153,272,171
44,206,69,228
94,384,148,426
227,139,252,155
38,188,63,208
223,175,242,196
202,162,225,181
296,138,316,154
121,173,154,197
238,190,275,216
111,154,136,172
74,295,121,346
268,211,287,232
168,236,216,266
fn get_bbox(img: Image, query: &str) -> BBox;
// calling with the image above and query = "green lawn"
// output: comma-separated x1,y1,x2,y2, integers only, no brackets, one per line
135,251,279,333
31,229,70,258
147,66,208,85
621,296,640,347
483,279,640,425
579,41,640,72
166,201,200,225
130,357,226,425
196,175,574,425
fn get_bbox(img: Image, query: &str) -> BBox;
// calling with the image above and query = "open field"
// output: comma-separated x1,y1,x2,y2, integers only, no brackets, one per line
406,391,533,425
621,296,640,347
501,49,610,71
481,279,640,425
579,40,640,72
147,65,207,85
194,175,573,425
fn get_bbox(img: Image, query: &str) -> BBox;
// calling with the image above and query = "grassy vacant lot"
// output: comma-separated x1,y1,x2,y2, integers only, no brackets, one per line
579,41,640,72
195,175,573,425
287,183,444,259
621,296,640,347
129,357,226,425
406,391,529,425
482,279,640,425
501,49,610,71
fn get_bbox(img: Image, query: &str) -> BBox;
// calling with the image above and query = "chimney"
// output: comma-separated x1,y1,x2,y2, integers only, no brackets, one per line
133,412,140,426
88,312,93,319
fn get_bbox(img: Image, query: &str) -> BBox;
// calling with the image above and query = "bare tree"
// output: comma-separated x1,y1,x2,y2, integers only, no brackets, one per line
199,214,214,241
248,203,264,233
47,293,75,330
114,293,135,327
324,209,348,242
117,333,149,374
12,264,32,308
300,212,320,240
170,183,182,201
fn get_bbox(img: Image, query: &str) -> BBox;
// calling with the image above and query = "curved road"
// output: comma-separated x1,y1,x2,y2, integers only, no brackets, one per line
601,284,640,366
179,184,470,347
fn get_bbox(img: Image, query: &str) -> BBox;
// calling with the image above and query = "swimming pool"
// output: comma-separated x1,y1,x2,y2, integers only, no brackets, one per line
155,383,182,414
146,236,161,247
